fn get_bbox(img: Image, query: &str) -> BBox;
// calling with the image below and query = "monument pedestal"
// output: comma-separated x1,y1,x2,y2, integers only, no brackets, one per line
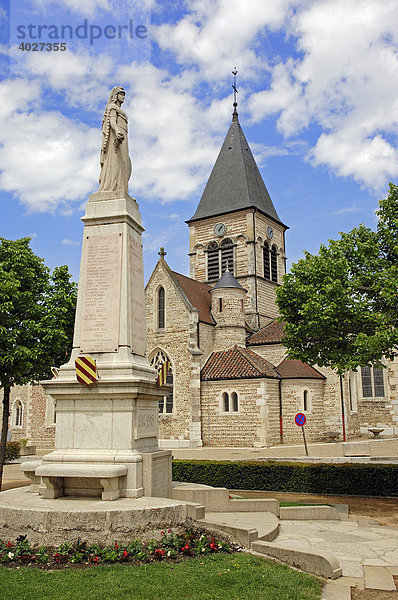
26,192,172,500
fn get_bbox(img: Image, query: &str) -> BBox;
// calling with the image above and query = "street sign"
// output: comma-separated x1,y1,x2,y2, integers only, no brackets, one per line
295,412,306,427
75,356,97,385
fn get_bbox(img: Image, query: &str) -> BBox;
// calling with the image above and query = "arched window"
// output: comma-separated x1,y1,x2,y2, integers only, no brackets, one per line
271,245,278,283
150,350,174,413
207,242,219,283
219,298,223,312
157,286,165,329
231,392,238,412
221,238,234,274
263,242,270,280
222,392,229,412
14,400,23,427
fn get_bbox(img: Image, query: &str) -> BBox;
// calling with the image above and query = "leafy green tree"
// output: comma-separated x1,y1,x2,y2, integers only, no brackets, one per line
276,184,398,440
0,238,77,489
276,183,398,374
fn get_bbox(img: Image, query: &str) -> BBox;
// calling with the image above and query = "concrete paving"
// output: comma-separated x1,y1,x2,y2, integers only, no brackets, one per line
201,510,398,596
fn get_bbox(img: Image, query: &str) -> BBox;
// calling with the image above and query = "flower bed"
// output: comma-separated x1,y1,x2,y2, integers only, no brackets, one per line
0,529,237,569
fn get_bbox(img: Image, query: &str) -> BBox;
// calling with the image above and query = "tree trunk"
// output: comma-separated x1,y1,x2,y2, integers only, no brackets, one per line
0,385,11,492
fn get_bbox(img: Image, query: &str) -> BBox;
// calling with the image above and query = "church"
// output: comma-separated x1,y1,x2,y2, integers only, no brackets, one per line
4,104,398,450
144,105,398,448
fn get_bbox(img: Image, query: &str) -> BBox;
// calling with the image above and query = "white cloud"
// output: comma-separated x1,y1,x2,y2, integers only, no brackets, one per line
154,0,294,80
34,0,111,17
62,238,80,245
331,204,361,216
0,79,99,212
248,0,398,192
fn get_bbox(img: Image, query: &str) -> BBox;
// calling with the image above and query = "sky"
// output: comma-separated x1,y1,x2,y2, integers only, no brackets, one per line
0,0,397,283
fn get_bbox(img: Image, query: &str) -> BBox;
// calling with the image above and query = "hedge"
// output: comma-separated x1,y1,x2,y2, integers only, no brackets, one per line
172,459,398,497
5,441,20,462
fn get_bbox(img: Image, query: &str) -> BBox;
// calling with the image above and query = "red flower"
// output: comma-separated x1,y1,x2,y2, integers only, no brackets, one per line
122,550,128,558
209,542,217,550
114,542,119,550
6,541,12,548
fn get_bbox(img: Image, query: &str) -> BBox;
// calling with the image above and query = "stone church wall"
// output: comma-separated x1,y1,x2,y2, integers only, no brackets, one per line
200,378,280,447
146,263,198,445
280,379,326,443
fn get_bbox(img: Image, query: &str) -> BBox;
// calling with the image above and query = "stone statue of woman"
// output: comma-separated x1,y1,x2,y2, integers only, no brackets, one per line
98,86,132,194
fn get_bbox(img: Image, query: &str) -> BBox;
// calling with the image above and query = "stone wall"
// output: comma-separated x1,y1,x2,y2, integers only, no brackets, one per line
200,378,280,447
188,208,286,327
0,384,55,449
146,261,202,447
280,379,326,443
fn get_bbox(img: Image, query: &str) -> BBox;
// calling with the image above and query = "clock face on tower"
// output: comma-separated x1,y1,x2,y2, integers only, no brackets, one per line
214,223,226,236
267,226,274,239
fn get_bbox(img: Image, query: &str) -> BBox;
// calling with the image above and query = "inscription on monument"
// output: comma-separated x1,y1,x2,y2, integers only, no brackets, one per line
128,234,147,356
136,409,157,438
81,233,122,353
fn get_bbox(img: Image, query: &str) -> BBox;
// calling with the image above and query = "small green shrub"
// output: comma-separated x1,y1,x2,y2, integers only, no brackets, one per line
5,441,20,462
172,459,398,497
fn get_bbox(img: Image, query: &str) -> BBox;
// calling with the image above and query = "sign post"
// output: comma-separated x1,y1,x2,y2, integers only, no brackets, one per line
295,412,308,456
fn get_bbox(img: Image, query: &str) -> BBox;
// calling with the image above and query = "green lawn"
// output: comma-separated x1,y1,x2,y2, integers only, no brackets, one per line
0,553,322,600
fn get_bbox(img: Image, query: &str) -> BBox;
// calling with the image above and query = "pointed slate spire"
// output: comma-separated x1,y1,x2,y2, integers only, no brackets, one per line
187,105,285,226
212,268,245,290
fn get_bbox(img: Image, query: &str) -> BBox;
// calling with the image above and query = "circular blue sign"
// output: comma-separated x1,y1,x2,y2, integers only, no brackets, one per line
295,413,306,427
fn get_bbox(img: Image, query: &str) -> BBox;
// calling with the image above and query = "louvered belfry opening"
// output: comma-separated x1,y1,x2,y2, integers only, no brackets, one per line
207,241,220,282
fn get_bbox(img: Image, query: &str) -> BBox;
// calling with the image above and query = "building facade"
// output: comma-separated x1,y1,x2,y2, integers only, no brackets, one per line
2,109,398,449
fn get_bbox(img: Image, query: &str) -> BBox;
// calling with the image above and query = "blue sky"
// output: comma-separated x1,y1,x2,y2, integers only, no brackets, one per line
0,0,397,283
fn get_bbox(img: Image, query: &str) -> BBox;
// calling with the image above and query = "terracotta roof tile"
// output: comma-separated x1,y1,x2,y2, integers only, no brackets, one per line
276,358,325,380
201,345,280,380
171,271,213,325
247,320,285,345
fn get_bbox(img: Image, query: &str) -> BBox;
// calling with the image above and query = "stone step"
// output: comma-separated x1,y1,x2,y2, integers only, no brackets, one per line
363,565,396,591
322,582,351,600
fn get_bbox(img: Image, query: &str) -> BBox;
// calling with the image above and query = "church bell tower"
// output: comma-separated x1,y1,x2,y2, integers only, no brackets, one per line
186,70,288,330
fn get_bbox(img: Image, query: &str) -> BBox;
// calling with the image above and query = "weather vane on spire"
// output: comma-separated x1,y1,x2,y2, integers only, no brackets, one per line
232,67,238,118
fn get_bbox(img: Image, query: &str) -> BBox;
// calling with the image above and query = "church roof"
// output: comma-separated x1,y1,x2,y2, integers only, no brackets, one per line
201,345,280,380
171,271,213,325
187,116,286,226
276,358,326,380
212,269,244,290
247,320,285,345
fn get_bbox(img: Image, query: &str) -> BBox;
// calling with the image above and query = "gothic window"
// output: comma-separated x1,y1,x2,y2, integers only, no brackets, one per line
219,298,223,312
207,242,220,283
150,350,174,413
221,238,234,274
263,242,270,280
271,244,278,283
361,366,385,398
231,392,238,412
157,286,165,329
222,392,229,412
14,400,23,427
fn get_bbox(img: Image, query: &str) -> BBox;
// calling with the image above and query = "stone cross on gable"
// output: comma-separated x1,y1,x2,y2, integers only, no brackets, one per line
158,247,167,259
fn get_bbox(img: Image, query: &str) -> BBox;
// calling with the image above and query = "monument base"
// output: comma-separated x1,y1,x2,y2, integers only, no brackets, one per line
0,487,189,546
